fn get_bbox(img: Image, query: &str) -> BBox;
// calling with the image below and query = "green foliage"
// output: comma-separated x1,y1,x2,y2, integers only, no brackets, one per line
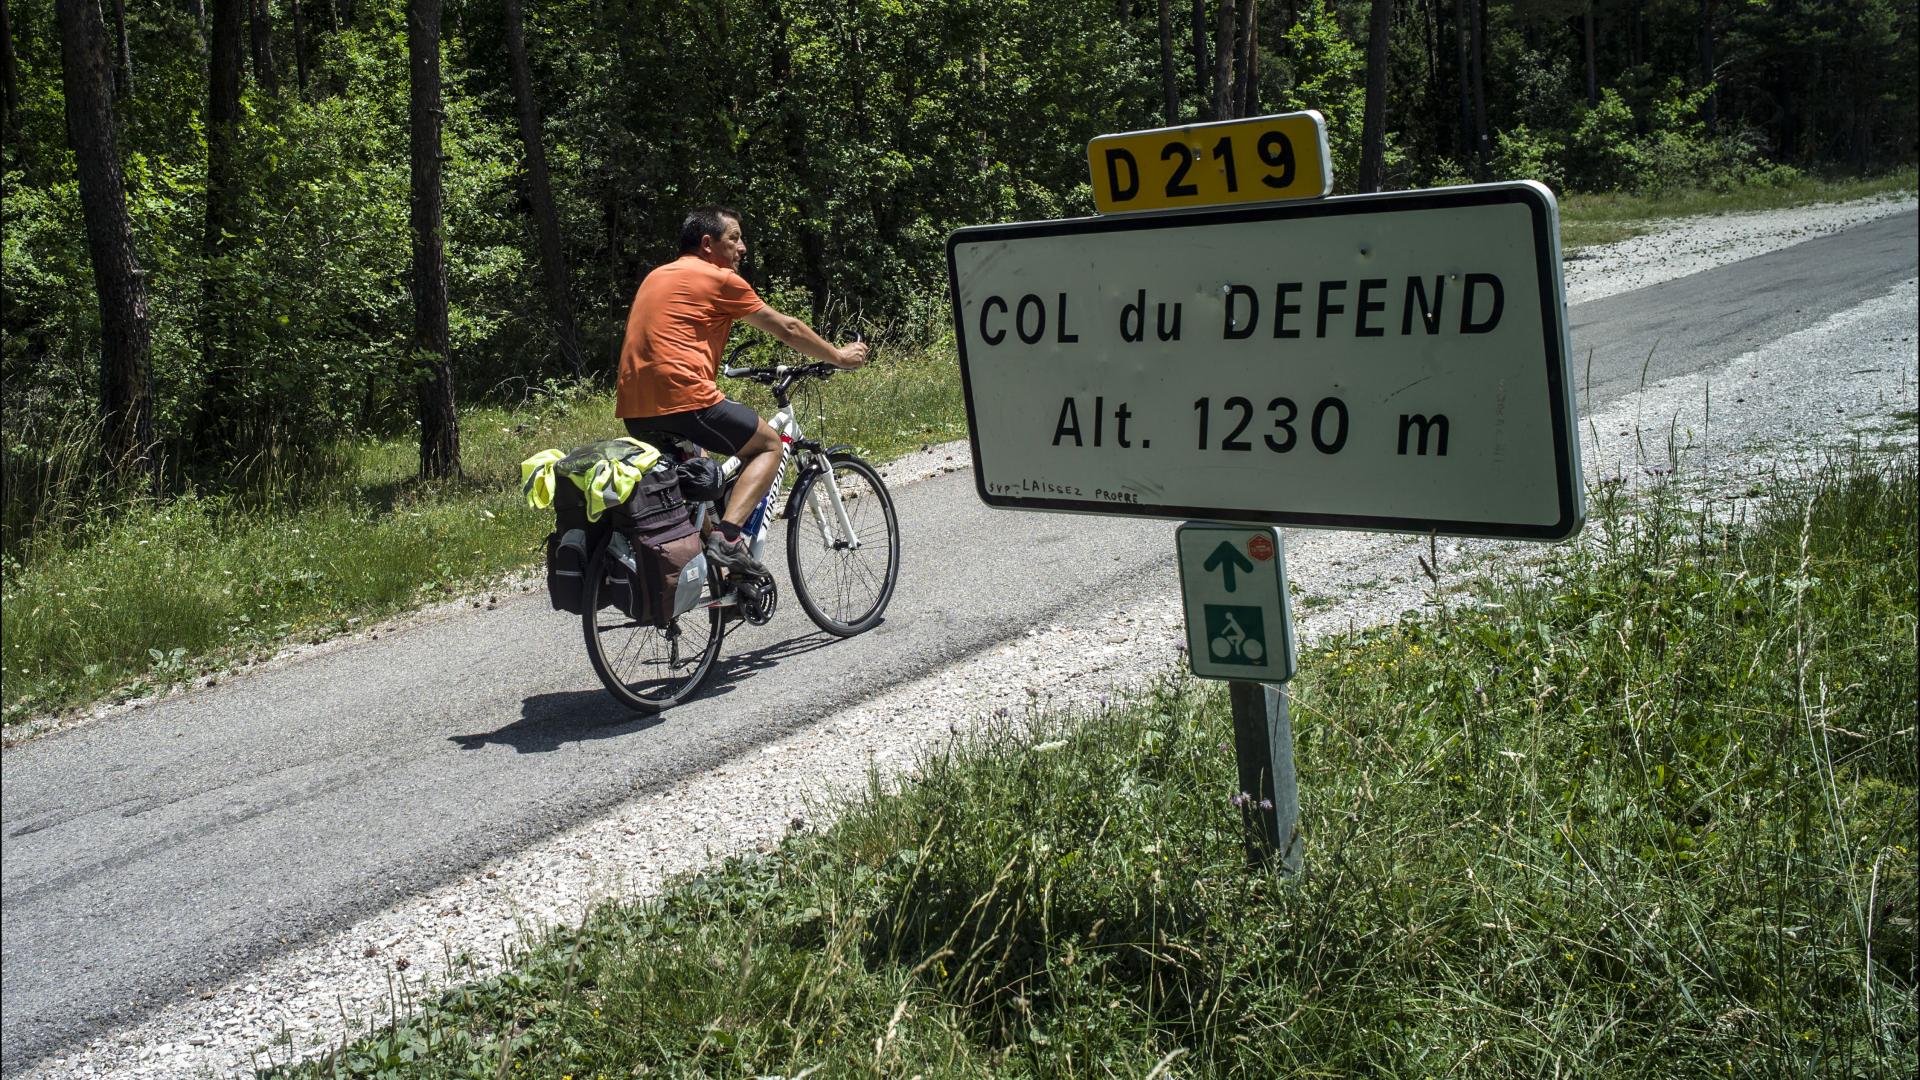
265,453,1918,1077
1491,123,1564,190
1275,0,1370,190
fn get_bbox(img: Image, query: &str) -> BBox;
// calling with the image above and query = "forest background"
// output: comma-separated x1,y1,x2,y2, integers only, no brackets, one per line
1,0,1915,716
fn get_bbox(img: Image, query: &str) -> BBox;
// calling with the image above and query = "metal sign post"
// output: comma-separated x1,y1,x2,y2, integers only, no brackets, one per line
1231,680,1300,871
1177,523,1302,869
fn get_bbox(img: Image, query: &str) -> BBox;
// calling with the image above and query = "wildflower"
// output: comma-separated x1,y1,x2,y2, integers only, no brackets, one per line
1259,798,1274,811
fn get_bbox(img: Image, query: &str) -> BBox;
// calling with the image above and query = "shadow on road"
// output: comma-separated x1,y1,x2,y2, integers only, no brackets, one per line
451,691,665,753
453,622,863,752
702,625,850,694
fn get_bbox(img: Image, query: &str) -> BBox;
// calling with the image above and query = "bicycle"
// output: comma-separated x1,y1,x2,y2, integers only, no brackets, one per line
579,356,901,711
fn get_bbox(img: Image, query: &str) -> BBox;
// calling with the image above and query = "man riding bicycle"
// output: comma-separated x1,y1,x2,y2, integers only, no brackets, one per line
617,205,868,576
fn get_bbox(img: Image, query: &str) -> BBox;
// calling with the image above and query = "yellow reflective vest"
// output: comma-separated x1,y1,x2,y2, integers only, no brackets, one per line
520,437,663,521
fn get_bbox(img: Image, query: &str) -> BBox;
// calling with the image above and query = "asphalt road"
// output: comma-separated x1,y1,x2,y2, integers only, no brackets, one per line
2,209,1913,1073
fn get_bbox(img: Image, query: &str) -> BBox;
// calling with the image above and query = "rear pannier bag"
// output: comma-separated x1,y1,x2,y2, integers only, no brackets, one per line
543,483,610,614
607,464,705,628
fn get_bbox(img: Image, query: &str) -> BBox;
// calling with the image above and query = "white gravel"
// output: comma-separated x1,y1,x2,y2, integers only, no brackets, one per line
22,193,1918,1079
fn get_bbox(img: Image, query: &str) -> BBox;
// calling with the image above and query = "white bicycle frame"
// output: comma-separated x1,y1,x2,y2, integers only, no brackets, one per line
705,398,864,571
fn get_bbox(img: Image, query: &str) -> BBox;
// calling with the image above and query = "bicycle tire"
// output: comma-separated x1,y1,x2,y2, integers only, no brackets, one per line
786,452,899,636
581,534,724,711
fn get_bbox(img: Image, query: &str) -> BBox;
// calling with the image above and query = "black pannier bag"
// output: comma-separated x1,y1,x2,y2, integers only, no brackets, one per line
605,464,704,627
544,481,610,614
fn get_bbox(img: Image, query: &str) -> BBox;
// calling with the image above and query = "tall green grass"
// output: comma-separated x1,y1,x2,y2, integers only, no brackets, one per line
267,453,1917,1078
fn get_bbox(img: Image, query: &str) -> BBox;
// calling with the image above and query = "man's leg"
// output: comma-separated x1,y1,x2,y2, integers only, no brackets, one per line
722,419,783,529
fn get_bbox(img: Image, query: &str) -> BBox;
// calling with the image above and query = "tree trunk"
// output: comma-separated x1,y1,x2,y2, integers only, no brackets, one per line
1212,0,1233,120
1453,0,1471,165
1189,0,1208,119
250,0,277,92
1469,0,1488,175
197,0,245,458
2,0,22,127
292,0,308,90
1232,0,1255,116
54,0,157,489
108,0,132,99
1158,0,1178,124
1358,0,1391,192
503,0,583,377
1697,0,1717,135
409,0,458,478
1582,0,1597,106
1421,0,1434,90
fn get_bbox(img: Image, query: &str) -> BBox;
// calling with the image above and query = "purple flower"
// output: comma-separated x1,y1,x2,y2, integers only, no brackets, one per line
1259,799,1274,811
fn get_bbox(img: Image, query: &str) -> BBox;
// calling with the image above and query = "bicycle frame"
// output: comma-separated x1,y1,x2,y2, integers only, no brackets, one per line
708,398,864,568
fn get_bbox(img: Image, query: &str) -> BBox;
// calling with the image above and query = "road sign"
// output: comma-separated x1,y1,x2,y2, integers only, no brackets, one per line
1088,111,1332,213
1177,523,1296,682
945,181,1584,541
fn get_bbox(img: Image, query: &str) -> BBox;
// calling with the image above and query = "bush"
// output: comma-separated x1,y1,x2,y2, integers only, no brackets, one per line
1491,124,1566,191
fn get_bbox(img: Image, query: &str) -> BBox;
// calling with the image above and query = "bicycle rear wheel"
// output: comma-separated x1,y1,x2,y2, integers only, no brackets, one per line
786,452,899,636
582,536,724,711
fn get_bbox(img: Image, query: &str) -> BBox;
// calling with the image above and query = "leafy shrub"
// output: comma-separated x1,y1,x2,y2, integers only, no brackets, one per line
1565,88,1647,191
1491,123,1566,191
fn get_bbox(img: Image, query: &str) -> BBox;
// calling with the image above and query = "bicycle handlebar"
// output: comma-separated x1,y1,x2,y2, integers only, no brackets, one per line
724,330,869,384
720,361,841,384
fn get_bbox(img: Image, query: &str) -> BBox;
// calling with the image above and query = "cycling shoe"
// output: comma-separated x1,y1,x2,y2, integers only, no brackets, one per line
705,532,770,579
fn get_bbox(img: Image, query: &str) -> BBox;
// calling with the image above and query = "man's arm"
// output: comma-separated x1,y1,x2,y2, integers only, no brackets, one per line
740,306,869,368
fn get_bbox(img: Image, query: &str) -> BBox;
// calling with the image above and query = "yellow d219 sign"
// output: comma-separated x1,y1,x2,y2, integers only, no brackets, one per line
1088,111,1332,214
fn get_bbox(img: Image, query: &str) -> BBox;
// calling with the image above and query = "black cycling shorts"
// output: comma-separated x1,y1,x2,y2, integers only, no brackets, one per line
624,398,761,457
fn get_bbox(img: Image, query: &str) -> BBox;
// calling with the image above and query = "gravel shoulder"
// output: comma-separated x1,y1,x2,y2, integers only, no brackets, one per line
20,193,1920,1079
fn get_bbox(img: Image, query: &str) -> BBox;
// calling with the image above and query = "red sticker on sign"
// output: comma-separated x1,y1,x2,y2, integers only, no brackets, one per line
1247,534,1275,562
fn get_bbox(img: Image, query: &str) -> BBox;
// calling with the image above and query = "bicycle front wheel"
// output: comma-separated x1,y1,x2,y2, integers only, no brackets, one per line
582,537,724,711
786,453,899,636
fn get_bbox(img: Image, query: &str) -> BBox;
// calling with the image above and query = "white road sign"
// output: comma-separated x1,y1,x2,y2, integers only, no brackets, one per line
945,182,1585,540
1177,524,1296,682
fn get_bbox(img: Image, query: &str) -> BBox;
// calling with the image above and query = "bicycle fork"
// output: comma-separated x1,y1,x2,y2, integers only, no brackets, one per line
802,459,862,552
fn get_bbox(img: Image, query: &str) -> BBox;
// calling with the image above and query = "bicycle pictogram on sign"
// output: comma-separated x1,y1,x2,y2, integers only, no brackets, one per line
1204,604,1267,666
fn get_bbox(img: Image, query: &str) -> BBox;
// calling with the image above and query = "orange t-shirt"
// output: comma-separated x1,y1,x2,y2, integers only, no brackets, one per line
616,256,765,418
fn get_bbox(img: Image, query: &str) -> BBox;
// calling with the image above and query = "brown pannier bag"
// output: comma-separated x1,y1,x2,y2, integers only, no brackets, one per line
606,465,703,628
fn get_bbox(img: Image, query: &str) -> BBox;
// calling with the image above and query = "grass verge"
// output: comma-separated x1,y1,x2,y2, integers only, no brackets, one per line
0,344,965,725
267,452,1917,1077
1559,169,1917,248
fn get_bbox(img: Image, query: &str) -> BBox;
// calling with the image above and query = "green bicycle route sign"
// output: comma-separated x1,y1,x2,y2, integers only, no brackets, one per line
1176,523,1296,682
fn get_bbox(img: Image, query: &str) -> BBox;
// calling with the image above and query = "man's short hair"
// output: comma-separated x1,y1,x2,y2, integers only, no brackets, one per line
678,205,741,255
